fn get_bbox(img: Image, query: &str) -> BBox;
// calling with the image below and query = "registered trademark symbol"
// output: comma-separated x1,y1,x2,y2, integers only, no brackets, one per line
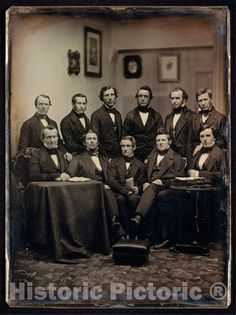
209,282,227,300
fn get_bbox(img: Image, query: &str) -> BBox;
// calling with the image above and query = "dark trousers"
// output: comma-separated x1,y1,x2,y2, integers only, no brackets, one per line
135,183,166,217
115,193,140,233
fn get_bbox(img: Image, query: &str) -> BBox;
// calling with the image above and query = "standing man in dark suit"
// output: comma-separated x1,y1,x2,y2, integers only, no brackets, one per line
165,88,198,163
29,126,70,182
107,136,146,233
130,129,185,244
68,130,125,243
192,88,227,152
123,85,163,162
90,86,122,159
60,93,90,155
18,94,72,161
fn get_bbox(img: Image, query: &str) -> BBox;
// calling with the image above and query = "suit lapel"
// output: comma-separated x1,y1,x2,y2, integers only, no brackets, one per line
174,109,190,137
204,146,218,171
100,156,109,181
100,106,116,137
145,109,157,131
40,146,60,172
147,152,158,180
157,149,175,178
71,110,88,134
130,158,139,178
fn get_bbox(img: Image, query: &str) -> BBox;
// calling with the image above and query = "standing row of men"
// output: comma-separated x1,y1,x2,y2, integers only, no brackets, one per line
18,85,227,165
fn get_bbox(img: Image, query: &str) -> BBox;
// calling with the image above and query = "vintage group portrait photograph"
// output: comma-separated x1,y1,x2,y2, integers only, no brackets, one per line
5,5,232,310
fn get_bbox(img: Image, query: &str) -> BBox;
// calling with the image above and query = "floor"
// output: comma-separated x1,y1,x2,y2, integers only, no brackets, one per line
8,241,229,309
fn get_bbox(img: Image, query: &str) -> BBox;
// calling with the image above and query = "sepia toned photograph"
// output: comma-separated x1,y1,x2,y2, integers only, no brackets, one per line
5,6,231,310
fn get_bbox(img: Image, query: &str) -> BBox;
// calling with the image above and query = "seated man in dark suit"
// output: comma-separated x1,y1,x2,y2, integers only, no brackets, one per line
29,126,70,182
18,94,72,161
159,125,227,251
130,128,185,243
68,129,125,243
107,136,146,234
60,93,90,155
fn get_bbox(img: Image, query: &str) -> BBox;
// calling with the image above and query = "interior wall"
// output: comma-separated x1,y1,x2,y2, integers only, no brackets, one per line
10,14,112,155
9,11,227,156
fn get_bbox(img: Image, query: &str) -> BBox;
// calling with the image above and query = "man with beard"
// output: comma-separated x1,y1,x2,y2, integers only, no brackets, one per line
165,88,198,164
68,130,126,243
90,86,122,158
60,93,90,155
123,85,163,162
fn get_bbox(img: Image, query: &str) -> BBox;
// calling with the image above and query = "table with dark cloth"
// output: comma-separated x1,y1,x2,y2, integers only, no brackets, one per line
24,181,111,262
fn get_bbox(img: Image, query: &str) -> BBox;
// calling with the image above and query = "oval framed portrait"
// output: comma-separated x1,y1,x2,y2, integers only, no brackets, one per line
123,55,142,78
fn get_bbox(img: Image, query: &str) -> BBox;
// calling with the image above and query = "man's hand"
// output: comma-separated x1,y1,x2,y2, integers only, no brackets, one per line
25,147,38,156
131,186,139,195
64,152,73,162
193,144,202,156
188,169,199,177
143,182,150,191
152,179,163,186
104,184,111,190
56,173,70,182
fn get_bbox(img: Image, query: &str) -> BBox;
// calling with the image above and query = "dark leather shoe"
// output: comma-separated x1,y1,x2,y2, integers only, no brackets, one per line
130,214,143,228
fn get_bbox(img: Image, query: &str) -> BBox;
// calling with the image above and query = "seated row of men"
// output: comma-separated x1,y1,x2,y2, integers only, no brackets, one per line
18,85,227,166
28,125,226,249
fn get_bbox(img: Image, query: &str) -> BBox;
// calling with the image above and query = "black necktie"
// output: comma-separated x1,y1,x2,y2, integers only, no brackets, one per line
46,148,58,155
88,150,99,156
105,108,116,115
173,107,184,114
39,115,47,120
157,149,168,156
201,146,213,154
123,156,133,163
138,105,150,113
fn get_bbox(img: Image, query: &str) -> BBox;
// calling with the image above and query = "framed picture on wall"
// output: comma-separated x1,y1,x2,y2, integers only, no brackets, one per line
123,55,142,78
158,54,179,82
84,26,102,77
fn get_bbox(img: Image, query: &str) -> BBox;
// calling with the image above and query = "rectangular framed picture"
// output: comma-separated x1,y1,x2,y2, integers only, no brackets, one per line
158,54,179,82
84,26,102,77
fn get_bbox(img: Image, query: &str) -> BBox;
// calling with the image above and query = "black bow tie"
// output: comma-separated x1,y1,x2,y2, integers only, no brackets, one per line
105,106,116,114
88,150,99,156
123,156,133,163
46,148,58,155
76,112,85,119
138,105,151,113
200,109,210,117
157,149,168,156
173,107,184,114
39,114,47,120
201,146,213,154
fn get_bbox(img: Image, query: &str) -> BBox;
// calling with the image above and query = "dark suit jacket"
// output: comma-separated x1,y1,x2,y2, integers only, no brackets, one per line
60,110,90,154
123,107,163,161
90,105,122,158
68,151,110,181
146,148,186,184
165,106,198,162
192,107,227,149
107,156,147,196
18,113,66,153
189,144,226,182
29,146,69,181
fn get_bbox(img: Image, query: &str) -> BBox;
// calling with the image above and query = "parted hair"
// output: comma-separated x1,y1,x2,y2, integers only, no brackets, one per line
99,86,118,101
120,135,136,147
40,125,58,140
198,124,217,138
156,128,171,141
169,88,188,102
34,94,52,107
71,93,88,105
135,85,153,100
196,88,213,100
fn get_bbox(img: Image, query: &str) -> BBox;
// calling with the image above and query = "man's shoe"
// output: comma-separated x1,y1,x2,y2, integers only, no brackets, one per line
130,214,143,228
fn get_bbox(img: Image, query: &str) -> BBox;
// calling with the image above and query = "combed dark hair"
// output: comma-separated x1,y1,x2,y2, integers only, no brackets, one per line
71,93,88,105
156,128,171,140
121,135,136,147
34,94,52,107
196,88,212,100
198,124,217,138
169,88,188,102
99,86,118,101
40,125,58,140
135,85,153,100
